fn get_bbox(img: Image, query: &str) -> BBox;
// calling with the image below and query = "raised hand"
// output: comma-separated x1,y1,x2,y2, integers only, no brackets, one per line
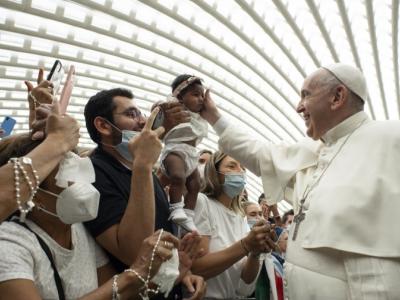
242,219,277,254
46,100,80,152
128,107,165,168
177,231,202,279
30,104,52,141
131,230,179,279
24,68,54,138
24,68,54,107
200,89,221,125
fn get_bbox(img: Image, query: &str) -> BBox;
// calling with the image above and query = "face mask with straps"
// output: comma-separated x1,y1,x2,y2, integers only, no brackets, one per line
219,171,247,199
100,118,141,162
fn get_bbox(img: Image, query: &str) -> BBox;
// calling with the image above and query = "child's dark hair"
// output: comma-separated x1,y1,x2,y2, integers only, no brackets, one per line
171,74,202,99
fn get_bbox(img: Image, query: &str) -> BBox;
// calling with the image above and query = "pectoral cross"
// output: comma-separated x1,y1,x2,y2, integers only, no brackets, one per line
292,199,306,241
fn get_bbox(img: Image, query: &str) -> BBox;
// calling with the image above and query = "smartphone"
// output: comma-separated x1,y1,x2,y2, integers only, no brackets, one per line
47,60,64,96
0,116,17,137
151,107,164,130
59,65,75,114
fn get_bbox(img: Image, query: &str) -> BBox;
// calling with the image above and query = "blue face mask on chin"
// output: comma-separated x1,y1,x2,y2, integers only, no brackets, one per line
221,172,246,199
247,217,258,228
103,119,140,162
115,130,140,162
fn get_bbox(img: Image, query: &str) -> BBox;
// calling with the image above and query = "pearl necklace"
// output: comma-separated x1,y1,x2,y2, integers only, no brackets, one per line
9,157,40,222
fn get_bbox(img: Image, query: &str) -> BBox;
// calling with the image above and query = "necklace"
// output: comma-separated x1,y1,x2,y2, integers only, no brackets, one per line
292,119,366,241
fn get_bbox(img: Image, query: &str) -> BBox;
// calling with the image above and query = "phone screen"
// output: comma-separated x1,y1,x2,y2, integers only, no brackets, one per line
47,60,64,95
0,116,17,137
151,108,164,130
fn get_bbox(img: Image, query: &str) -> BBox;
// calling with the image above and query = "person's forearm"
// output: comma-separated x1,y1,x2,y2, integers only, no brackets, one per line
240,254,261,284
79,271,143,300
191,240,246,280
117,163,155,264
0,135,69,222
205,111,221,126
213,116,265,177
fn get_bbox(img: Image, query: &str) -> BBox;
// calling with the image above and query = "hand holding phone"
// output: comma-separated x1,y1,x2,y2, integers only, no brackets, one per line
151,107,165,130
47,60,64,96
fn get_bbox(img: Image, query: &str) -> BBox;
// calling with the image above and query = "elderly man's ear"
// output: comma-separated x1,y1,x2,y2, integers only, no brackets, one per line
331,85,349,110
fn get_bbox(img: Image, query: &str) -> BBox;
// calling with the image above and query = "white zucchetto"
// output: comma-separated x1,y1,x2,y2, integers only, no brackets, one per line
323,63,368,102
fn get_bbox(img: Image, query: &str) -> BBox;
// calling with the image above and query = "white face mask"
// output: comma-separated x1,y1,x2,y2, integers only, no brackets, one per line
55,152,96,188
38,182,100,224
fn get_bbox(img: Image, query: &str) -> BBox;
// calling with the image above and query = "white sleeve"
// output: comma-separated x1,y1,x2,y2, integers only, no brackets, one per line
193,193,214,236
214,115,319,204
213,116,263,177
0,226,35,283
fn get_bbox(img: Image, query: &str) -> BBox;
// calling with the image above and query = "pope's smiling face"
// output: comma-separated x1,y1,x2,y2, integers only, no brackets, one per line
296,69,336,140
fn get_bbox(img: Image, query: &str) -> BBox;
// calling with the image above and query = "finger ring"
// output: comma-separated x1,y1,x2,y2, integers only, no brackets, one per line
164,241,173,248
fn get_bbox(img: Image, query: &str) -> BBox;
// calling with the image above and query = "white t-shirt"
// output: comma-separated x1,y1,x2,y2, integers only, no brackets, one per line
0,219,108,299
194,193,257,299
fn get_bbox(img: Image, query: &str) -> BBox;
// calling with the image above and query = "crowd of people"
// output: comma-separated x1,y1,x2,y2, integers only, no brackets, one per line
0,62,398,300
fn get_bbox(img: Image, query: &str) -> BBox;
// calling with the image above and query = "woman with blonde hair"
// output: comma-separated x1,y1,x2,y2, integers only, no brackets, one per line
191,151,276,299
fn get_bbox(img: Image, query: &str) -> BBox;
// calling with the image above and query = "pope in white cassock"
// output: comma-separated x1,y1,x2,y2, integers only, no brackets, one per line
199,63,400,300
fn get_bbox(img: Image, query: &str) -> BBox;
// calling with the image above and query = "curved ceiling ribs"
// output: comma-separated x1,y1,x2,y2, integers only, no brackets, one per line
0,0,398,210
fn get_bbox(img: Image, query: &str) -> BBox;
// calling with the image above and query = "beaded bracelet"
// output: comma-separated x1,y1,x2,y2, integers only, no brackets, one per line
9,157,39,222
17,158,39,195
16,158,39,200
20,157,40,186
111,274,120,300
122,229,164,300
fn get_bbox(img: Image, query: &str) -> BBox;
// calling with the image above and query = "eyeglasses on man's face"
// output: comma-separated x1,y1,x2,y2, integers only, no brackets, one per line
114,108,143,119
